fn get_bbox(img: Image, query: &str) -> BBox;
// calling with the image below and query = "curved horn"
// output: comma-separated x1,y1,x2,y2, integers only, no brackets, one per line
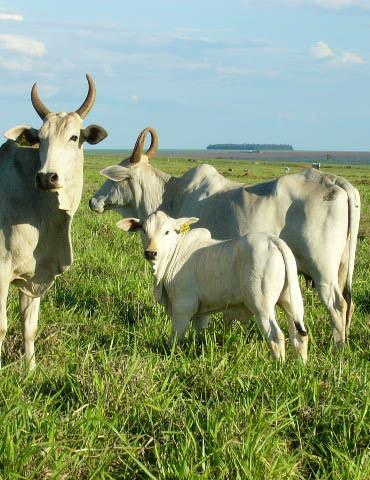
31,82,51,120
130,127,159,164
130,128,147,164
146,127,159,159
75,74,96,119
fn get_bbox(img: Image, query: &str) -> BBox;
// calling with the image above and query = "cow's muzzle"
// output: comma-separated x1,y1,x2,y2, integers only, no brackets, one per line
89,197,105,213
36,172,61,191
145,250,157,261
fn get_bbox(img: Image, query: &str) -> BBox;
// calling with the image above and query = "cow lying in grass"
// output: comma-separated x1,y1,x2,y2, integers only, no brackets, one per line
117,211,309,362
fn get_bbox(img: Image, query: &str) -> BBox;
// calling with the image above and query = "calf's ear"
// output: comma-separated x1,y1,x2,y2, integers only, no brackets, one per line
80,124,108,145
101,165,130,182
117,218,143,232
176,217,199,228
4,125,39,145
175,217,199,233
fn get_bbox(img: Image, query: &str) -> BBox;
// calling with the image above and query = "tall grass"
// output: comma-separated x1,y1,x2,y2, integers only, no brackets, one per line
0,156,369,479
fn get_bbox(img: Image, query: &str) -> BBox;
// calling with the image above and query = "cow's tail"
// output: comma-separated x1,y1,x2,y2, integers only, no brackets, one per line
331,176,361,328
272,237,307,337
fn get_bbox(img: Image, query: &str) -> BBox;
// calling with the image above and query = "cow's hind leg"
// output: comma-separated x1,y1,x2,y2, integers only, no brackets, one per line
278,290,308,363
252,305,285,362
338,255,355,337
315,281,347,346
19,292,40,370
0,282,9,368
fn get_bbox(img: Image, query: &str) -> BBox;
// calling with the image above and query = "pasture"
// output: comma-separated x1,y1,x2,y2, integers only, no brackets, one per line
0,155,369,479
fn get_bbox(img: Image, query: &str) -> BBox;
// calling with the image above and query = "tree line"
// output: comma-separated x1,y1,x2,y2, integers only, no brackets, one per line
207,143,294,151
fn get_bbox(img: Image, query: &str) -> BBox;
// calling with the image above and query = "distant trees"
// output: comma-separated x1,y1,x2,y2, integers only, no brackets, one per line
207,143,293,151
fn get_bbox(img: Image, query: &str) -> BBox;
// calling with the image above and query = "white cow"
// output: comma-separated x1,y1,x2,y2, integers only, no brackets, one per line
90,128,360,346
0,74,107,369
118,211,309,362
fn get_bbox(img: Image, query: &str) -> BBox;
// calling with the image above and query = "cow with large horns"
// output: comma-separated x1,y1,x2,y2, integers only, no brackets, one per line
0,74,107,369
90,127,361,346
89,127,159,216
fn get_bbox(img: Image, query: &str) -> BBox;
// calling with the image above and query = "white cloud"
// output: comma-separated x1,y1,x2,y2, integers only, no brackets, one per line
0,12,23,21
131,94,139,102
311,41,334,59
332,51,366,65
0,34,46,57
311,40,365,66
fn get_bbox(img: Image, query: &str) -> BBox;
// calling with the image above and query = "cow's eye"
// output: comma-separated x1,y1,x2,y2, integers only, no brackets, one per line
165,231,170,235
70,135,78,142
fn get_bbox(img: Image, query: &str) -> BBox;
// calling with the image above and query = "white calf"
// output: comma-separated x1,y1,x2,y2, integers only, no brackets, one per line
118,211,309,362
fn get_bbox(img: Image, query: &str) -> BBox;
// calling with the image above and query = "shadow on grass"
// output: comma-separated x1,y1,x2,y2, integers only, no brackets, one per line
116,301,158,326
33,377,82,413
54,287,157,326
355,288,370,314
143,336,171,356
143,321,259,358
54,287,99,317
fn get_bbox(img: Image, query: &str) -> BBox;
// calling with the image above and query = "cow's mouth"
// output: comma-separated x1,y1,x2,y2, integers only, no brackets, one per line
89,197,106,213
37,185,62,192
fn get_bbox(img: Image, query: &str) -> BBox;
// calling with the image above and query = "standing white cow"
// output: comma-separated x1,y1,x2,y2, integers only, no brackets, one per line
117,211,309,362
90,128,361,346
0,74,107,369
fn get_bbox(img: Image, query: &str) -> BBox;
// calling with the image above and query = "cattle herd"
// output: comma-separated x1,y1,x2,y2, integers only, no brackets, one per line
0,75,361,370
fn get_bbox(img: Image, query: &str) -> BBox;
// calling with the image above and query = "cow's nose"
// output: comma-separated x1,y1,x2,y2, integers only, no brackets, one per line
36,172,60,190
89,197,104,213
145,250,157,261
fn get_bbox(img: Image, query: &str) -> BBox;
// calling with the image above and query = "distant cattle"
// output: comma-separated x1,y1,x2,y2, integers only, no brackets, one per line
0,75,107,369
90,127,360,346
118,211,309,362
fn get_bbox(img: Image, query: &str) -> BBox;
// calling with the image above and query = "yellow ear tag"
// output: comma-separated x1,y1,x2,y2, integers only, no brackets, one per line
180,223,190,234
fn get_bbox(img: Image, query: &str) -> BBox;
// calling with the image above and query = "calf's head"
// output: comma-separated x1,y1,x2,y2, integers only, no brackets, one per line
117,211,199,265
4,74,107,192
89,127,158,215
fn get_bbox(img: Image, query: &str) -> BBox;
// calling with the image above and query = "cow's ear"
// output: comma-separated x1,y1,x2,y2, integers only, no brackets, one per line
117,218,143,232
4,125,39,145
100,165,130,182
80,124,108,145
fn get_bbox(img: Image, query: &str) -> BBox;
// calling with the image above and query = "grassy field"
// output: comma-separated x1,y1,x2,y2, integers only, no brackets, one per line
0,155,369,479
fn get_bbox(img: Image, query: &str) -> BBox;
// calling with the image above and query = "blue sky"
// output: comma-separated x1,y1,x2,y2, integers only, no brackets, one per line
1,0,370,150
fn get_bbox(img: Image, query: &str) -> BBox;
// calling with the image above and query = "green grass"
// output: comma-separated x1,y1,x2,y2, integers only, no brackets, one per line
0,156,369,479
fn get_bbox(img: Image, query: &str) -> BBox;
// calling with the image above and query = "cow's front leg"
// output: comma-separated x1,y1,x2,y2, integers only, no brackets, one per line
0,282,9,368
19,292,40,371
169,303,195,346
